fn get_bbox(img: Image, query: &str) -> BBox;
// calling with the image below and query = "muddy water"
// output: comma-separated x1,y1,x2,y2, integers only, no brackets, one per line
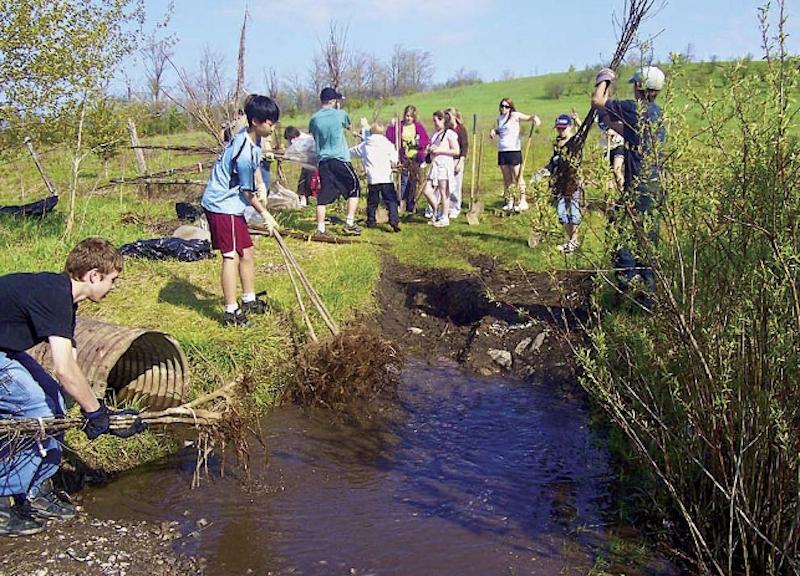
85,362,635,575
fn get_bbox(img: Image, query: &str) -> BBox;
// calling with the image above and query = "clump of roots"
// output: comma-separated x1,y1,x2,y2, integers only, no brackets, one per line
289,325,404,415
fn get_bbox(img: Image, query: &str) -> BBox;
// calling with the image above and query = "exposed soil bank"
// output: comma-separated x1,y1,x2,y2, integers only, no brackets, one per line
0,259,593,576
376,256,591,386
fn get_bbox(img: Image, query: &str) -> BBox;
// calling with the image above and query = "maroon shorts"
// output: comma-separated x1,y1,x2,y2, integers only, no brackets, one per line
204,209,253,257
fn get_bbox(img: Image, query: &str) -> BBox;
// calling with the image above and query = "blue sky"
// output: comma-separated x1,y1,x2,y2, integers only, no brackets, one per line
129,0,798,92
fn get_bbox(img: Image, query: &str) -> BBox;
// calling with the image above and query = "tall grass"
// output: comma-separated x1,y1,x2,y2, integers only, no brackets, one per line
578,5,800,574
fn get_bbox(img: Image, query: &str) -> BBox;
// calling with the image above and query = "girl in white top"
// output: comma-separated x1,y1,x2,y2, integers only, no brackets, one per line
489,97,540,213
420,110,460,228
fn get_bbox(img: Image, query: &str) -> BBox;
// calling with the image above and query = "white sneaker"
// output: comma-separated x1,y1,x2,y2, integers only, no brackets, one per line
448,210,460,219
516,197,529,212
433,216,450,228
502,200,514,212
424,206,434,219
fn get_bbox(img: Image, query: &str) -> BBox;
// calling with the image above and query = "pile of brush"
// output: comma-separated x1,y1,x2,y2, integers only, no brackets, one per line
289,325,404,413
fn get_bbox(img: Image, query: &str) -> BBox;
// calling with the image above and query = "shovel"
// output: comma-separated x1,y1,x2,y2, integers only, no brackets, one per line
466,132,485,226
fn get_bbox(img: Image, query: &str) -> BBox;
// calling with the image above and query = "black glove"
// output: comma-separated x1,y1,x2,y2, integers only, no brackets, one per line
109,408,147,438
82,404,147,439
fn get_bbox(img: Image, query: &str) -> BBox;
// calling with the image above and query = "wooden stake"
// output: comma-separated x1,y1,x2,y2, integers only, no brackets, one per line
127,119,148,176
23,137,58,197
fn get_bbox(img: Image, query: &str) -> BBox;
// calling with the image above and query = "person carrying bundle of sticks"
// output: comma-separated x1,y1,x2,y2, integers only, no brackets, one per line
0,238,146,537
591,65,667,306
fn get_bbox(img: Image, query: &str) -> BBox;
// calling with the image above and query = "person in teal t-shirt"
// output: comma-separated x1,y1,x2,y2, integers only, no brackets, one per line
308,87,362,236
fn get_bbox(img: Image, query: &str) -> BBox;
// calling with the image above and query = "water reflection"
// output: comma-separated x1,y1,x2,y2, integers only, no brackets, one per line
84,361,651,575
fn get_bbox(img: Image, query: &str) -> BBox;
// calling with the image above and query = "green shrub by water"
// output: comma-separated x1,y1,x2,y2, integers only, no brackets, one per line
577,15,800,575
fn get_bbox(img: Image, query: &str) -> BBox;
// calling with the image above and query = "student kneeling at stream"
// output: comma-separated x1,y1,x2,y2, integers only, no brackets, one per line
0,238,146,537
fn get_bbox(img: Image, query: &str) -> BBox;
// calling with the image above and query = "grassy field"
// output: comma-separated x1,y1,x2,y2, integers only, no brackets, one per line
0,61,746,408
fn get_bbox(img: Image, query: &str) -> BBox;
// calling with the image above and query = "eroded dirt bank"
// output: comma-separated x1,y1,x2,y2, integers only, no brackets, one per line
0,259,590,576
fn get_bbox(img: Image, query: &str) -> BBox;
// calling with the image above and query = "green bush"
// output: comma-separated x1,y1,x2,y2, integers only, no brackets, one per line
579,12,800,575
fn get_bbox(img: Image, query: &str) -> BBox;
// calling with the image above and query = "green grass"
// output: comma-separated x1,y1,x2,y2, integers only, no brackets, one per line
0,59,755,469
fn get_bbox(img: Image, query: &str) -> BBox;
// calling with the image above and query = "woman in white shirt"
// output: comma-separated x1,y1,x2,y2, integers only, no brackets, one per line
490,98,539,213
420,110,461,228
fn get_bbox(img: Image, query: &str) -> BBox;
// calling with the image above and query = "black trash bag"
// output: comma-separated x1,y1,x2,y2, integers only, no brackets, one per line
0,195,58,218
119,238,214,262
175,202,200,221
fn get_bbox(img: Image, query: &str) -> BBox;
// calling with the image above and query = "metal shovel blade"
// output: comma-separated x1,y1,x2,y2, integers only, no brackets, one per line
376,206,389,224
466,201,483,226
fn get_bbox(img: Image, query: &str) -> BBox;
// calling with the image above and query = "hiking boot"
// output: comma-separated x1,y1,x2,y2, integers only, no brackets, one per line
342,223,362,236
0,498,45,537
241,293,268,315
25,482,76,520
221,309,249,327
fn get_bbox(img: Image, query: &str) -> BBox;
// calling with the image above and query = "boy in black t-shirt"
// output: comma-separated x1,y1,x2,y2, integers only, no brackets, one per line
0,238,145,536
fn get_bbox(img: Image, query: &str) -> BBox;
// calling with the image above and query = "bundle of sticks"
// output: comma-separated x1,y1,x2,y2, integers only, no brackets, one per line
553,0,661,195
0,379,238,439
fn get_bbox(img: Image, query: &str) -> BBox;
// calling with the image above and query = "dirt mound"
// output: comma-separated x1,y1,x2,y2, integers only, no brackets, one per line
376,258,591,385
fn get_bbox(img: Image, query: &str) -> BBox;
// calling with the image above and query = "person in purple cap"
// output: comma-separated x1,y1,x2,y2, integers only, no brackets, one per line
309,87,362,236
531,113,583,253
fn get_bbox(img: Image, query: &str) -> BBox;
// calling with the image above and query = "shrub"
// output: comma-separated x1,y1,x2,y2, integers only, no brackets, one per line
578,6,800,574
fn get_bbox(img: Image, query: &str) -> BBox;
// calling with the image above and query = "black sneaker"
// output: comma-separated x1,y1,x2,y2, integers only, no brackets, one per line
25,482,76,520
342,223,362,236
221,309,249,327
390,223,401,233
0,498,44,537
241,292,268,315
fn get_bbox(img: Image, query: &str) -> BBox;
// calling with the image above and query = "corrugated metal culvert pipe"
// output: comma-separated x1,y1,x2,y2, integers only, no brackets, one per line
29,318,190,410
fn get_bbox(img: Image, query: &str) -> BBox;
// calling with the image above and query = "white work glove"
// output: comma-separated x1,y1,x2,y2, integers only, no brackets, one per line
595,67,616,86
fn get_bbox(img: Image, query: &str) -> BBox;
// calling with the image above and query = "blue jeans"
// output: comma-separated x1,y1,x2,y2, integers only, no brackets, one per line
0,350,65,498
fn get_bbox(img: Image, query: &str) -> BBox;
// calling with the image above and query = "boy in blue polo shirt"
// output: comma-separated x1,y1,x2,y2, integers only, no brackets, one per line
202,94,280,327
309,87,362,236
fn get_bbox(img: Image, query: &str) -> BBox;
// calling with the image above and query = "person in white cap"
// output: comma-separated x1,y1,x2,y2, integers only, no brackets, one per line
591,65,667,305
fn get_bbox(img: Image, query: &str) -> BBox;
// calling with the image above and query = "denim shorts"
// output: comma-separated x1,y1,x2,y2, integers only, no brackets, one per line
556,191,582,225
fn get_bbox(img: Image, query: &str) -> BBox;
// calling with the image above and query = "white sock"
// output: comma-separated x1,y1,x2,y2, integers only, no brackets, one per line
224,304,238,314
317,223,326,233
346,217,355,226
241,292,256,303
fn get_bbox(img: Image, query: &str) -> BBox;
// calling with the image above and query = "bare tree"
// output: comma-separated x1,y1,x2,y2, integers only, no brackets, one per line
284,71,312,114
142,35,176,104
316,20,349,90
235,9,248,101
264,67,279,100
388,44,434,95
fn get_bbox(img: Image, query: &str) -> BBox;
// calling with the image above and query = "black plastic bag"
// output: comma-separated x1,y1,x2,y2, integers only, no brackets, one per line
119,238,214,262
175,202,200,221
0,195,58,217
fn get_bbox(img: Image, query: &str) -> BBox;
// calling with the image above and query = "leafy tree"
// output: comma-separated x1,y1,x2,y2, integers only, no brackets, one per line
0,0,145,147
0,0,146,235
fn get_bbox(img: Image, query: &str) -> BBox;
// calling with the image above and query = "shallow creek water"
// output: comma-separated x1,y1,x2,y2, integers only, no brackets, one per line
84,361,654,575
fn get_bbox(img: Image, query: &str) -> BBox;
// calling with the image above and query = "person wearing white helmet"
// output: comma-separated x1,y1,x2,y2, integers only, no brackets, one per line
590,64,667,307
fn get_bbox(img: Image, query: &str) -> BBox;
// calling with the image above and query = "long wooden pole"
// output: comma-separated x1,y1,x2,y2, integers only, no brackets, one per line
127,119,148,176
23,137,58,197
469,114,477,210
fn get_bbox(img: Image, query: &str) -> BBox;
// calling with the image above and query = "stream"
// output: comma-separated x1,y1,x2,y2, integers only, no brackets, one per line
83,361,671,575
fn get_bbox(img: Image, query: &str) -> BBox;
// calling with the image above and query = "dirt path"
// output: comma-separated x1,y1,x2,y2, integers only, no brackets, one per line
0,258,590,576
